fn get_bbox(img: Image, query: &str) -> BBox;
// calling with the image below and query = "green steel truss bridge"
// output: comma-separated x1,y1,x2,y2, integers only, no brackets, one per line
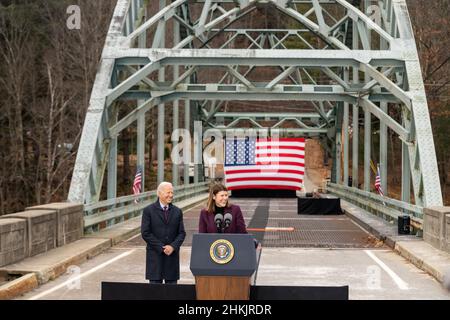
67,0,443,231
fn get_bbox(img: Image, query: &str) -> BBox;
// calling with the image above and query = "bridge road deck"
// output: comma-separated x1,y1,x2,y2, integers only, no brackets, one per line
16,198,450,300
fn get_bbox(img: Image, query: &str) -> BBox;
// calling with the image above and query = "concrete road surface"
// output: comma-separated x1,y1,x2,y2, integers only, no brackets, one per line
15,197,450,300
17,240,450,300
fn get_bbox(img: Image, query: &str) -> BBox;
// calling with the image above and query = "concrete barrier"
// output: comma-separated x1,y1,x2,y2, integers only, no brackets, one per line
26,202,83,246
0,273,38,300
0,219,28,267
423,207,450,253
1,210,57,257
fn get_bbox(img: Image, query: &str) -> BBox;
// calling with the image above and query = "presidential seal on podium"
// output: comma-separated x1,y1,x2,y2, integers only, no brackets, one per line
210,239,234,264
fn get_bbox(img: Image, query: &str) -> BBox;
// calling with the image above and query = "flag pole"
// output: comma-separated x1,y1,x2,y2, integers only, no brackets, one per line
376,164,386,206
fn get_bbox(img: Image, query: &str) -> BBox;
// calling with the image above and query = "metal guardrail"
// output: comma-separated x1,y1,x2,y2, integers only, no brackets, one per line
326,182,424,230
83,182,209,233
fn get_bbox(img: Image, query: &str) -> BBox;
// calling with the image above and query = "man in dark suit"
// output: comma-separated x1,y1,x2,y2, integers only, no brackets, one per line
141,182,186,284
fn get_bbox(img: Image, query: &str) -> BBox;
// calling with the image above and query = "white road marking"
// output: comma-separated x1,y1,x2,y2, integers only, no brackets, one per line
365,250,409,290
186,217,348,221
124,232,142,242
265,217,348,220
28,249,136,300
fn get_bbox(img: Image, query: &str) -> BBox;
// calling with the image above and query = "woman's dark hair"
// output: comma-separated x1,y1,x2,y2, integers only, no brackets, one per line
206,183,231,214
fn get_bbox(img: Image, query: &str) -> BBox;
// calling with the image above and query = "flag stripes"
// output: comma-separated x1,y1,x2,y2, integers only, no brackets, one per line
224,138,305,191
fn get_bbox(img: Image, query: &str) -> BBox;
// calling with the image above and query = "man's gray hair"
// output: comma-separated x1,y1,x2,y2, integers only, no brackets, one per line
157,181,173,194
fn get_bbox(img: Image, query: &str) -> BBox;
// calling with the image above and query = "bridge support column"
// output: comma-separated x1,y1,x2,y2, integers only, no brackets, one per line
157,0,166,185
364,106,371,192
184,99,190,186
107,107,118,200
172,17,180,187
137,13,147,191
352,30,359,189
335,103,343,185
401,141,411,203
172,102,179,187
194,121,202,184
157,106,165,184
380,102,388,194
331,142,337,184
352,63,359,188
352,104,359,188
137,113,145,190
401,110,411,203
343,68,350,187
363,18,371,191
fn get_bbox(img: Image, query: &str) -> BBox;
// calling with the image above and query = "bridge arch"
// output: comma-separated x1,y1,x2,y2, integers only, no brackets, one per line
68,0,442,211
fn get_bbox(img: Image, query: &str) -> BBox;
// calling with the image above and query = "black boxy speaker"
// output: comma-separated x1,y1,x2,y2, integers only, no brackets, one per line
398,215,410,235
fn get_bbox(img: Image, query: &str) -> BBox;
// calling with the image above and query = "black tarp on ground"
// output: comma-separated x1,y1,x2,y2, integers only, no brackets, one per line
297,197,342,215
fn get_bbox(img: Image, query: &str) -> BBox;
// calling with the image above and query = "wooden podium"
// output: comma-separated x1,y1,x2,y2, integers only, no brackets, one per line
190,234,256,300
195,276,250,300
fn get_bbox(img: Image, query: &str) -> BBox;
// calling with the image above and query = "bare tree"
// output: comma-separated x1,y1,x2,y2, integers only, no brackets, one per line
0,0,116,214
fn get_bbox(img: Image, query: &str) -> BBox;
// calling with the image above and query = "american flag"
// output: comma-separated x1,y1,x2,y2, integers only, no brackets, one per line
133,166,142,202
224,137,305,191
374,165,384,196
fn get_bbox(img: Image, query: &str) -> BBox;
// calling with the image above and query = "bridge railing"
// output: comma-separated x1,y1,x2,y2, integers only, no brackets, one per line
83,182,209,233
326,182,424,232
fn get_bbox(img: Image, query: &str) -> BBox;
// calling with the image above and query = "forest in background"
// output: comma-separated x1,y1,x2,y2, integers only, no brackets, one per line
0,0,448,215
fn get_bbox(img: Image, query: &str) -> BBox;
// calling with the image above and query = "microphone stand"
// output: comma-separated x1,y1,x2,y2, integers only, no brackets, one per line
253,245,262,285
222,221,231,234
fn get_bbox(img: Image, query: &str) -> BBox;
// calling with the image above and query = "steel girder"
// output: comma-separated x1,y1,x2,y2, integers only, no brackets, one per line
68,0,442,208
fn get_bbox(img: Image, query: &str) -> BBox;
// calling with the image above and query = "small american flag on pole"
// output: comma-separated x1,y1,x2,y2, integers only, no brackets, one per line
224,137,305,191
375,165,384,196
133,166,142,203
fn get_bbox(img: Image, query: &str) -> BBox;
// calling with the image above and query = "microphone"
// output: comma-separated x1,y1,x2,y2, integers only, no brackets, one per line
214,213,224,232
224,213,232,228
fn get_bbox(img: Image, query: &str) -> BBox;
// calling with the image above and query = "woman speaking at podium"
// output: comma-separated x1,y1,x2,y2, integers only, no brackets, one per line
198,183,247,234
